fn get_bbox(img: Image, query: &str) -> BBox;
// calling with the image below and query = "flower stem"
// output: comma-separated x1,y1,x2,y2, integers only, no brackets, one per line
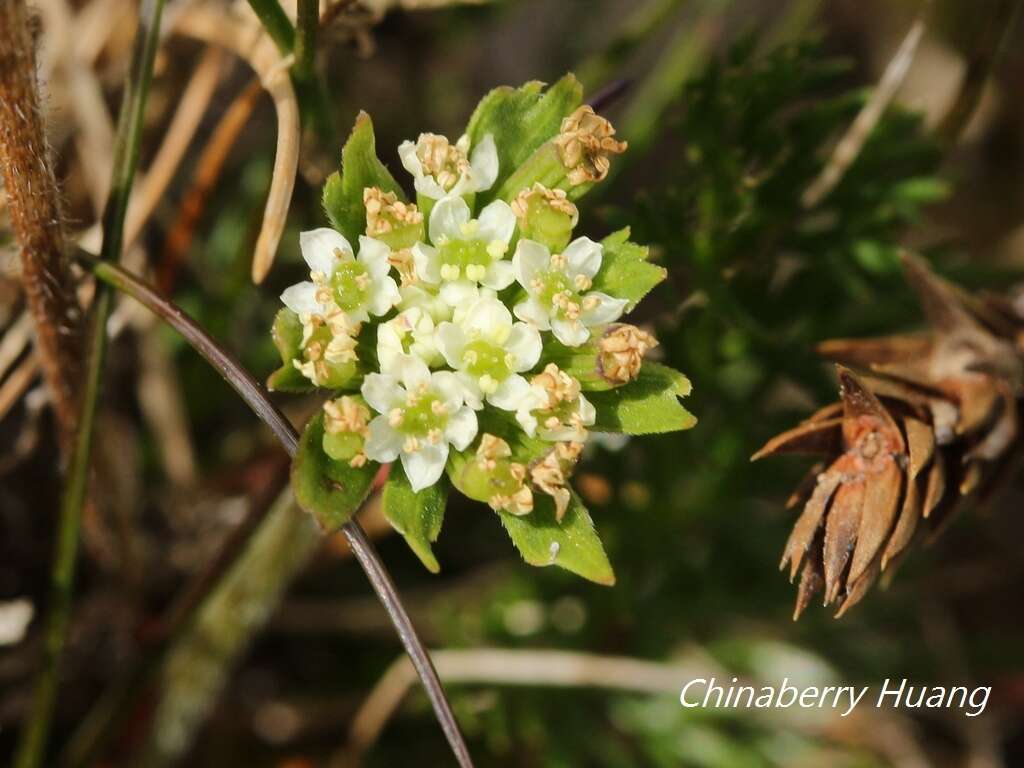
80,255,475,768
245,0,295,53
13,1,165,765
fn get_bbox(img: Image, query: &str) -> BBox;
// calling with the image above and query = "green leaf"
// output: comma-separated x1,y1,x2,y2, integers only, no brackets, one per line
588,362,696,434
382,463,448,573
593,227,667,308
291,412,377,530
322,112,406,242
267,308,312,392
499,491,615,585
468,75,583,205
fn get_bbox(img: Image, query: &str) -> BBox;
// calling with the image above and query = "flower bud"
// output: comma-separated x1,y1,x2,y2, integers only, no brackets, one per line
598,324,658,384
322,395,371,467
554,106,627,186
529,440,584,521
458,434,534,515
511,183,579,252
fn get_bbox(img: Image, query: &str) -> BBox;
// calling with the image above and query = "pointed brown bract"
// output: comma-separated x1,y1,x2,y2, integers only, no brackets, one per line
754,254,1023,618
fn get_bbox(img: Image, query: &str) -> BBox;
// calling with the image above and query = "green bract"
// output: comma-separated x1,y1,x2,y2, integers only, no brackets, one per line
270,75,695,584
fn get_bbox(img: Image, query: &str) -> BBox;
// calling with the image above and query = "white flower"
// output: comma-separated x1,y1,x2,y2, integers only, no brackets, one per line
398,132,498,200
512,237,628,346
412,196,517,293
361,355,478,491
281,229,400,324
435,296,541,411
377,307,441,372
515,363,596,442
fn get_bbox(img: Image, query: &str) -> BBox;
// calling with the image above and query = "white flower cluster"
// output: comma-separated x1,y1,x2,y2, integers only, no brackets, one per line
282,121,637,508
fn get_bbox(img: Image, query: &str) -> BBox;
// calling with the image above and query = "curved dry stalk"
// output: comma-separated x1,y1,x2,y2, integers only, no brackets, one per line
801,4,930,209
0,353,41,423
81,256,474,768
0,0,85,454
174,5,301,284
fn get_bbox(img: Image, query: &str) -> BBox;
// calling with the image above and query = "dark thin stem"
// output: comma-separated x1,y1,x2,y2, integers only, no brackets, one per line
13,1,165,766
587,78,632,113
80,256,475,768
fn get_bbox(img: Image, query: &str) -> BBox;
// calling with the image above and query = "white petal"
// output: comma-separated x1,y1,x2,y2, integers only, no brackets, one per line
414,176,448,201
444,406,478,450
476,199,516,244
578,393,596,427
429,195,471,245
513,239,551,290
281,282,326,316
505,323,542,370
432,370,468,410
439,280,479,308
580,292,628,326
365,417,402,463
450,371,483,410
551,317,590,346
482,260,515,291
362,373,403,413
515,406,539,437
396,353,432,391
402,443,449,492
300,228,351,274
368,276,401,316
434,322,466,369
358,236,392,279
463,296,512,338
398,139,424,178
412,242,441,284
468,133,498,192
488,373,532,411
513,297,551,330
562,236,602,280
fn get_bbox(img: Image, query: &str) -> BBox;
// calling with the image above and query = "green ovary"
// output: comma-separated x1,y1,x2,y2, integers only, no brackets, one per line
462,339,512,382
323,432,364,461
399,393,447,437
330,261,370,311
438,239,493,280
537,270,581,319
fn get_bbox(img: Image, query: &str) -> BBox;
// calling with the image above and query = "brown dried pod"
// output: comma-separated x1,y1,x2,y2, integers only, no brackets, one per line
754,253,1023,618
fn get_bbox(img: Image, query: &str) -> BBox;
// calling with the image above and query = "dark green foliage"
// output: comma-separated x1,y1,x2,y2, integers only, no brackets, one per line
382,463,448,573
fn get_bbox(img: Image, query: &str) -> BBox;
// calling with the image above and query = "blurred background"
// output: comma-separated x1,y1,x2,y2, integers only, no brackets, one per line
3,0,1024,765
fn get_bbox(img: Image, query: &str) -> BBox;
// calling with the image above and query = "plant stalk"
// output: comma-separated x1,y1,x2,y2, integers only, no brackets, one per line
81,255,475,768
13,0,166,765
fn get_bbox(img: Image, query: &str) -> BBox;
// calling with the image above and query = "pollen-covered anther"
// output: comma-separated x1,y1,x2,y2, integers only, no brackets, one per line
363,187,423,237
388,248,418,286
599,324,659,384
574,274,592,291
530,441,584,520
555,106,628,185
489,485,534,516
430,399,447,416
440,264,461,281
388,408,404,427
532,363,581,410
324,396,370,437
427,428,443,445
403,436,420,453
416,133,470,191
511,182,578,224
